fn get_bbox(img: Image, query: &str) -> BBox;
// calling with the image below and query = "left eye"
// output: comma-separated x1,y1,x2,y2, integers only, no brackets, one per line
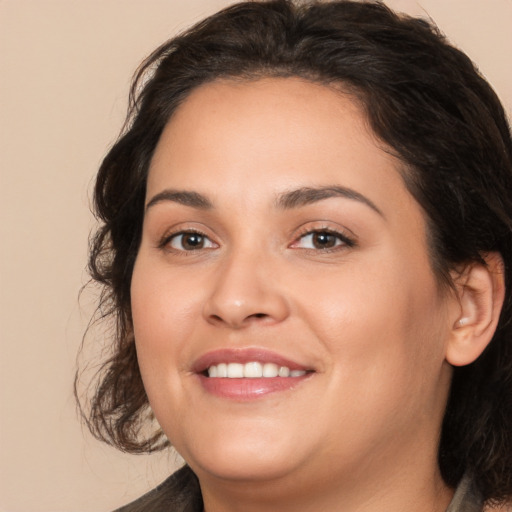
295,231,347,250
168,232,216,251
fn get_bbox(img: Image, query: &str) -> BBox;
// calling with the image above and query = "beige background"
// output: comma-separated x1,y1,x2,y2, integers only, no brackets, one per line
1,1,511,511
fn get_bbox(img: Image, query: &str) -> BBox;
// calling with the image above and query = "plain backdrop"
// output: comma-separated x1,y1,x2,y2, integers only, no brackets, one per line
1,1,511,511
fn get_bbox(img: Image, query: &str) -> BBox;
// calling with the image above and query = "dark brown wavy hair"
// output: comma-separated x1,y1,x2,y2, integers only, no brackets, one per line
77,0,512,504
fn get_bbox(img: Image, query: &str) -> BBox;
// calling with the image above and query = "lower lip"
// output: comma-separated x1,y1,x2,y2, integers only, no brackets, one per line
198,374,312,400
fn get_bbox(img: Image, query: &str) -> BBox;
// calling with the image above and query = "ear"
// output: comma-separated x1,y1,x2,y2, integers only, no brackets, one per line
446,252,505,367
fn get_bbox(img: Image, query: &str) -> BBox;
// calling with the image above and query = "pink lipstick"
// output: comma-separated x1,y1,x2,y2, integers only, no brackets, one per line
193,348,314,400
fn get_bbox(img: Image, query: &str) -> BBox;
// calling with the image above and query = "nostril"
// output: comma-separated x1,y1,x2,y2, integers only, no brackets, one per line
203,290,290,328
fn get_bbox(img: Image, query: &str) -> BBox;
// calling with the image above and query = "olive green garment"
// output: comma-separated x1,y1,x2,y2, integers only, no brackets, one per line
114,466,483,512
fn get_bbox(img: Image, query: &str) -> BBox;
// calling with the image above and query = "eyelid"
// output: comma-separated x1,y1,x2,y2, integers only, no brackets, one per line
158,226,218,252
289,224,357,251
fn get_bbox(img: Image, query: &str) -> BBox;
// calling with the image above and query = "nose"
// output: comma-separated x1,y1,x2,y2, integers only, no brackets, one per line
202,250,290,329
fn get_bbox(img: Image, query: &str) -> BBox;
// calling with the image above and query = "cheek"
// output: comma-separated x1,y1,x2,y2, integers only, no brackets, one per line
132,253,199,335
130,259,211,450
292,251,448,393
130,258,200,391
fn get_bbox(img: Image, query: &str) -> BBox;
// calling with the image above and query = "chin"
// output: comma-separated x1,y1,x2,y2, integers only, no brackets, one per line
190,451,301,483
174,422,309,483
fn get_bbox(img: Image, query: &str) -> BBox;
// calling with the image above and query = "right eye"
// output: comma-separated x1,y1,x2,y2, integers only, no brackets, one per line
166,231,216,251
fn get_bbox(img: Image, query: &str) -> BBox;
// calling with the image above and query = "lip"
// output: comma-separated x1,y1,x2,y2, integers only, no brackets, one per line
192,348,314,400
192,348,311,373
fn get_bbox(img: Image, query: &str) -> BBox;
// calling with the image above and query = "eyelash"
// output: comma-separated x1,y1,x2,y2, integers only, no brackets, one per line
291,227,356,253
158,227,356,254
159,229,217,253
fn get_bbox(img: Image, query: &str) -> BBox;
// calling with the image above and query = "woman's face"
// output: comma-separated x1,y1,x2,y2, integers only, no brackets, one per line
131,78,455,491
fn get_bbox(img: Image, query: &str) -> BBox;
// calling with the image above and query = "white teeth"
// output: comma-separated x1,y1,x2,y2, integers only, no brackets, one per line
217,363,227,377
244,362,263,378
227,363,244,378
278,366,290,377
263,363,279,377
206,361,308,378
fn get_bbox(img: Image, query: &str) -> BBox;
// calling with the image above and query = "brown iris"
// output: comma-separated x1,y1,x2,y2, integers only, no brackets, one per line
181,233,205,250
311,232,338,249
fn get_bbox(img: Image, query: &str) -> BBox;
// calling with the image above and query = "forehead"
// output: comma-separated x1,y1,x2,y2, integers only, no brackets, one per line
147,77,411,216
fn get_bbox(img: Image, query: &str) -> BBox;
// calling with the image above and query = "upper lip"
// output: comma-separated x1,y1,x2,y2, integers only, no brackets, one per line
192,348,313,374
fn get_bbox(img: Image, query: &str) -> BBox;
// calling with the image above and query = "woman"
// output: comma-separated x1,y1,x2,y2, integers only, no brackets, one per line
78,1,512,510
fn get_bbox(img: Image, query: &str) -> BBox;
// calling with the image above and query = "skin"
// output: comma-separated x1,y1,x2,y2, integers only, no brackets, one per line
131,77,462,512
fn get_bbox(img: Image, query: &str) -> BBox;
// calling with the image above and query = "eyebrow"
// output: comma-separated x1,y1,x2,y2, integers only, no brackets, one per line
146,189,213,211
145,185,383,217
276,186,384,216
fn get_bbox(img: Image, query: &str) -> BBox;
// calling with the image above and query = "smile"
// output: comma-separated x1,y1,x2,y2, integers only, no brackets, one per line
194,349,314,399
207,362,307,378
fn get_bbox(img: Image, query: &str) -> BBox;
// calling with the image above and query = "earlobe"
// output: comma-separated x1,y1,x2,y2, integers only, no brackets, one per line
446,252,505,367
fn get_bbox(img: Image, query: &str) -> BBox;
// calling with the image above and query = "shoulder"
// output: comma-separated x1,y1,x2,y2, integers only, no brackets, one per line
113,465,202,512
447,475,483,512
